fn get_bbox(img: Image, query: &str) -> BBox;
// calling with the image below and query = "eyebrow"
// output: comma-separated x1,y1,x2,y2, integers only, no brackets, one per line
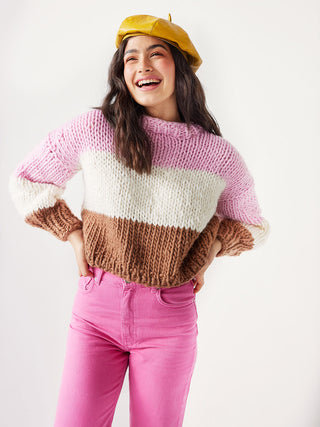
124,44,168,56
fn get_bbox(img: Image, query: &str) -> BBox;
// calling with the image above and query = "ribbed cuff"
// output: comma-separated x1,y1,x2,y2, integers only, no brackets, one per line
214,218,254,257
25,198,83,242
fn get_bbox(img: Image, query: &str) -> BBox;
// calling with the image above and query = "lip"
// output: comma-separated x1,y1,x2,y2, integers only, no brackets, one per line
136,81,162,91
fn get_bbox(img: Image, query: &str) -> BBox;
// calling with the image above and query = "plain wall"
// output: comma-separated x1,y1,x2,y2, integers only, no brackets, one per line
1,0,319,426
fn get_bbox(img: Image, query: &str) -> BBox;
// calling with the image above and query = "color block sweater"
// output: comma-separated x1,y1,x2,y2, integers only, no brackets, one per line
8,109,270,288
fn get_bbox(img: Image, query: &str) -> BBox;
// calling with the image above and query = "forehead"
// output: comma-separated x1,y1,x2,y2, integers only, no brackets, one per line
124,35,168,51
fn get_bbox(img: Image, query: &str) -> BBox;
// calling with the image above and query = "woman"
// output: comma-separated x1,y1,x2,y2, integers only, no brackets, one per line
8,13,270,427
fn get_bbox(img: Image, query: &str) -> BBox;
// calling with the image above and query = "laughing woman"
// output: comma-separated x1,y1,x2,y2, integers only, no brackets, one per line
8,13,270,427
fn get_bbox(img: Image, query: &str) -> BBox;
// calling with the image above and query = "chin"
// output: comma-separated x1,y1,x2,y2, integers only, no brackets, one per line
135,99,162,109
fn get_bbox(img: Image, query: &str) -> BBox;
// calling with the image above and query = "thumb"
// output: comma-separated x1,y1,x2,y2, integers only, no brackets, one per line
79,261,94,277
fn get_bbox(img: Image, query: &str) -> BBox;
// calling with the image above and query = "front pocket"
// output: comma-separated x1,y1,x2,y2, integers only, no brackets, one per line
78,275,95,293
155,282,196,308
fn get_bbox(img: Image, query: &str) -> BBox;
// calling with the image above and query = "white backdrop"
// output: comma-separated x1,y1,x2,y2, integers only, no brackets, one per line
1,1,320,426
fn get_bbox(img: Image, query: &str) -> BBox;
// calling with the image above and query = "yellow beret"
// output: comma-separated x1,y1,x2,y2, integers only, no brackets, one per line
115,13,202,73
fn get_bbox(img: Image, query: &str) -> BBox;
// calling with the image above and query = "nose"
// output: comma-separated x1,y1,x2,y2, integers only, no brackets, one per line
138,56,153,73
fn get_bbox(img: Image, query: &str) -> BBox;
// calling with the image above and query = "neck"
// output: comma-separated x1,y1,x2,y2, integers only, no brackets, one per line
144,106,182,123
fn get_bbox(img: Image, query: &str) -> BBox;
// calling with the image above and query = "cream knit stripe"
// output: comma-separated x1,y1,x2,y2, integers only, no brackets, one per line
80,150,226,232
244,217,270,248
8,174,66,217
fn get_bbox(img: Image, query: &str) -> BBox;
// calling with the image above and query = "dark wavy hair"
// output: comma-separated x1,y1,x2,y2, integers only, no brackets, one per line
92,37,222,175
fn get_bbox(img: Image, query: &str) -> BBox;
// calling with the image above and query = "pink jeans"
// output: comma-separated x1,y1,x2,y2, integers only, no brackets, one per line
54,266,198,427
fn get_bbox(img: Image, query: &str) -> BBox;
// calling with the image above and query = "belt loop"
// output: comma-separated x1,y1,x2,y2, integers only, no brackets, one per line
93,267,103,286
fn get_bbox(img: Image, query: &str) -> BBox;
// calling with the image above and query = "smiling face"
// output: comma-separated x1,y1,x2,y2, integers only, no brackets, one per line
123,35,181,122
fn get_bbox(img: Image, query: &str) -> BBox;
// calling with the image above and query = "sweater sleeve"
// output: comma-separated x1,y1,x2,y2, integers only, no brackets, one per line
8,114,84,242
214,141,270,257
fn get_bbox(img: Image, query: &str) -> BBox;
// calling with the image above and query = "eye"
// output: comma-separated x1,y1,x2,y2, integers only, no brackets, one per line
125,57,136,62
151,52,162,57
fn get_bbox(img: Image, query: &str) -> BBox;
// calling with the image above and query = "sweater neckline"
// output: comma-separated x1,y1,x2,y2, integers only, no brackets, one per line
140,114,204,139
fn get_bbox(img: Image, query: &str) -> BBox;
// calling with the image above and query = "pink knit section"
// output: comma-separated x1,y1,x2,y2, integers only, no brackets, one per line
15,116,84,186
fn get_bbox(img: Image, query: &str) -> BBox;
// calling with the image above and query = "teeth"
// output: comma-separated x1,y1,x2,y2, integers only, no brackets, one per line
137,79,161,87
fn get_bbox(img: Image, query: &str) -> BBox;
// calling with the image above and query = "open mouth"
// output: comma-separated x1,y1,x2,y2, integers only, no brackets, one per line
136,79,162,88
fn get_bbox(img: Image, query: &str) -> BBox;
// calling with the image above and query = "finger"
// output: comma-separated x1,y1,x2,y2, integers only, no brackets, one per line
75,248,92,277
194,281,204,293
78,260,93,277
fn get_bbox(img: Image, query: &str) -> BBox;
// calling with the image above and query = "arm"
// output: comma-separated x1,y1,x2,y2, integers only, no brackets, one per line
8,113,85,241
214,142,270,257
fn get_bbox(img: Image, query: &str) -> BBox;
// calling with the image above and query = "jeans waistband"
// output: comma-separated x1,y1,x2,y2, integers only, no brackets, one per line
88,265,196,289
88,266,155,289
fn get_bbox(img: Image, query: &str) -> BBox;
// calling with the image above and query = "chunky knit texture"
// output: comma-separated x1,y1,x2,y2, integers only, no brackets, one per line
8,109,270,287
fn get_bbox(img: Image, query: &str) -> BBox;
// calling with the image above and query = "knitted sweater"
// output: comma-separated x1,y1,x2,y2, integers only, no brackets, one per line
8,109,270,288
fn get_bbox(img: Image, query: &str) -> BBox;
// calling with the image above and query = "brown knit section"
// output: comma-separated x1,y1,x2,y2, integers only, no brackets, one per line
25,199,83,241
215,218,254,257
81,209,221,288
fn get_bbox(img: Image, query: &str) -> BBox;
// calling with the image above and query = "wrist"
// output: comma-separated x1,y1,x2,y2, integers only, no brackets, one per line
67,228,83,244
215,238,222,254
